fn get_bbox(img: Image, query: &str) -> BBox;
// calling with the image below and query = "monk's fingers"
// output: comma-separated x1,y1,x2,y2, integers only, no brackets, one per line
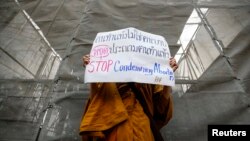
169,57,176,65
84,55,90,59
172,65,178,72
170,64,177,71
82,54,90,66
83,57,90,61
170,58,176,63
170,61,177,67
169,57,178,71
170,61,174,66
83,60,90,66
83,54,90,58
170,60,174,65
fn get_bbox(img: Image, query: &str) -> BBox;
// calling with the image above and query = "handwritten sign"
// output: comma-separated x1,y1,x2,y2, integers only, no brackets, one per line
85,27,175,86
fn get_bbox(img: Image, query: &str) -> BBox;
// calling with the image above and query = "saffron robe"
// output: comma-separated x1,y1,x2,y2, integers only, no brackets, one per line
79,83,173,141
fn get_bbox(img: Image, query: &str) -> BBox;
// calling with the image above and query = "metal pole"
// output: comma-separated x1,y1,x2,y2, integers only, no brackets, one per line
186,54,198,79
192,42,205,72
0,46,35,77
194,6,246,93
14,0,62,60
194,7,236,74
35,104,53,141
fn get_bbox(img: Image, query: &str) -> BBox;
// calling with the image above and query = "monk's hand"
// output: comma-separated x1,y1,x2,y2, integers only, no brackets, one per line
82,54,90,67
170,57,178,72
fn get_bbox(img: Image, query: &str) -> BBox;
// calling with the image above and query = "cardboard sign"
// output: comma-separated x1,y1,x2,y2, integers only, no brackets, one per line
85,27,175,86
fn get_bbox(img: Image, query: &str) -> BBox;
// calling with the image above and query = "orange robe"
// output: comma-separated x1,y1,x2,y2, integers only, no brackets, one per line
79,83,173,141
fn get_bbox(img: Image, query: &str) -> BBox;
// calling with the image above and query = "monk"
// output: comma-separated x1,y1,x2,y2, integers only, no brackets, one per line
79,54,178,141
